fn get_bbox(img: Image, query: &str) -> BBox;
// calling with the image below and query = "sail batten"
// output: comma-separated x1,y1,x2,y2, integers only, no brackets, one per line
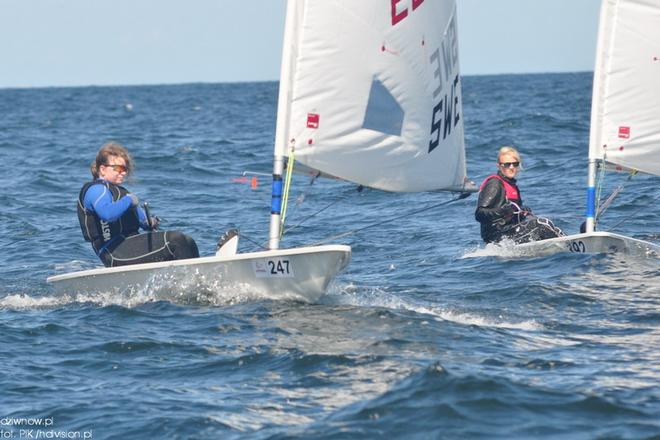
588,0,660,177
277,0,469,192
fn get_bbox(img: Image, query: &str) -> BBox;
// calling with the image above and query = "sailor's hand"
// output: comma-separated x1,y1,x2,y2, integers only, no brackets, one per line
149,216,160,230
498,203,516,219
128,194,140,207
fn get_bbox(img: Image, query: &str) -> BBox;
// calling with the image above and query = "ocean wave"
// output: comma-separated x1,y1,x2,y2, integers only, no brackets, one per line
326,284,542,331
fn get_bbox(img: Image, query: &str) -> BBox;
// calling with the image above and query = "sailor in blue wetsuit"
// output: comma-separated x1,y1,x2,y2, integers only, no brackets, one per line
78,142,199,267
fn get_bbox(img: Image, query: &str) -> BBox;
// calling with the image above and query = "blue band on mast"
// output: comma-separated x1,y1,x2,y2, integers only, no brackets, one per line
586,186,596,218
271,176,283,214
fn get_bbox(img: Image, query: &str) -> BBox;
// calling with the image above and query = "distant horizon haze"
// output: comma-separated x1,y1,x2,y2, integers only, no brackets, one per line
0,0,601,89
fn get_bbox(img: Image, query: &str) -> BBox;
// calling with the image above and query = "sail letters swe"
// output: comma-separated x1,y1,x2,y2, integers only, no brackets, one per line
428,15,461,153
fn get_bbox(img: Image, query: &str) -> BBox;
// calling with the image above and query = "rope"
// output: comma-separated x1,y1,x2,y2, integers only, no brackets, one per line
247,185,360,251
307,192,472,246
606,191,660,232
241,232,269,251
282,185,361,236
596,170,637,222
279,148,295,238
594,161,606,227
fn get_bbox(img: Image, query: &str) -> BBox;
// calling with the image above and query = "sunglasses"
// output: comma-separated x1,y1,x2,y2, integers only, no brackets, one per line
104,163,128,173
499,161,520,169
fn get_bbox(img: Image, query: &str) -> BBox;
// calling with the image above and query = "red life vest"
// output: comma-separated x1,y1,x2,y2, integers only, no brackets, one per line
479,174,520,202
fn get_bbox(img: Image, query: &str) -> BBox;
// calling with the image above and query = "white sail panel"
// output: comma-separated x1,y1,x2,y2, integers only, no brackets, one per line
588,0,660,177
281,0,468,192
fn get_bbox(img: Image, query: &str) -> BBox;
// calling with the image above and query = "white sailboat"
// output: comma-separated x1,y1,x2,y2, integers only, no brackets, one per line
515,0,660,258
48,0,474,301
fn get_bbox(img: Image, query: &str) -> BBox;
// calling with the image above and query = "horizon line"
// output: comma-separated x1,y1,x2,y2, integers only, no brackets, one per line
0,70,594,92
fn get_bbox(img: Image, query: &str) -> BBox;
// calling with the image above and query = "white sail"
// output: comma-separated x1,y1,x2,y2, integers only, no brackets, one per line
588,0,660,177
275,0,469,192
49,1,473,298
510,0,660,256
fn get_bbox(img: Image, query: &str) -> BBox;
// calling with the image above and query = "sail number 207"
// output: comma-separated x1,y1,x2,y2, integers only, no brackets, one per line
567,241,586,253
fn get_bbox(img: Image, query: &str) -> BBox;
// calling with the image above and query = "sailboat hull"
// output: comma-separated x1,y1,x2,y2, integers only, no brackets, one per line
47,245,351,303
514,232,659,258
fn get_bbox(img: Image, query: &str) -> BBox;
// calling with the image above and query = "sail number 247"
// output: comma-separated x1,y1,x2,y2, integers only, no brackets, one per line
253,258,295,278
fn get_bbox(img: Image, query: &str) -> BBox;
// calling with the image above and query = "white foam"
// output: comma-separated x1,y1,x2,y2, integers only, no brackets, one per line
410,304,542,331
0,290,158,310
460,239,527,259
327,283,541,331
2,275,306,310
52,260,100,273
0,293,71,310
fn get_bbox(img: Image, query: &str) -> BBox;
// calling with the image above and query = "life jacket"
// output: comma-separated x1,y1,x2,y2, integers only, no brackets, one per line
77,180,140,253
479,174,521,204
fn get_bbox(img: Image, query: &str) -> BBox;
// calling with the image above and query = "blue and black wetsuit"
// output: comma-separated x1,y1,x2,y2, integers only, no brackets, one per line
77,179,199,267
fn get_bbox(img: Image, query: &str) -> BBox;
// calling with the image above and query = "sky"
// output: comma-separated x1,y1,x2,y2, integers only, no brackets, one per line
0,0,602,89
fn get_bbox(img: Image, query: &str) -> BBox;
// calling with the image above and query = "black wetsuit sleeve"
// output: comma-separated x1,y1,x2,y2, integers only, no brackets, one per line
475,179,508,223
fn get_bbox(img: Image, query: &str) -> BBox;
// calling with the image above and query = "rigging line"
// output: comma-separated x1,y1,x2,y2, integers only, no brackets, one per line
594,161,606,226
241,232,269,251
281,184,361,236
307,192,472,246
605,191,660,233
596,170,637,221
255,172,341,251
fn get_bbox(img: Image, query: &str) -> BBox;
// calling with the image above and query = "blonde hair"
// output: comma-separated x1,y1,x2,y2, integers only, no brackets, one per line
90,142,134,179
497,146,522,165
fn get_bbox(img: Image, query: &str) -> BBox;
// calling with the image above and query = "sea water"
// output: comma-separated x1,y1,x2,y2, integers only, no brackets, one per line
1,73,658,439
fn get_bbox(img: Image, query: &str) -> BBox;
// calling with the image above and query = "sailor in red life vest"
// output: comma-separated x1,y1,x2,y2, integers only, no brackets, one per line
475,146,530,243
475,146,563,244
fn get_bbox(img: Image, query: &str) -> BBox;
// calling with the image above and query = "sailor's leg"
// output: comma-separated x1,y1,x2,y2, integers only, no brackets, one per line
165,231,200,260
507,217,563,243
102,231,198,267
